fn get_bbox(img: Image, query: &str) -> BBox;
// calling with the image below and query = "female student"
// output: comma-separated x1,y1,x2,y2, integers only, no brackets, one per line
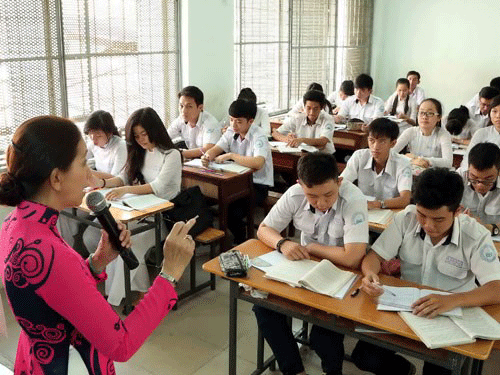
393,98,453,168
90,107,183,306
328,80,354,115
0,115,195,374
384,78,417,133
444,105,478,145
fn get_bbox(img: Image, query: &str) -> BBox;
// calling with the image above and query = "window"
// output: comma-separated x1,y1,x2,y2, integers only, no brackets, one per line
0,0,180,150
235,0,373,113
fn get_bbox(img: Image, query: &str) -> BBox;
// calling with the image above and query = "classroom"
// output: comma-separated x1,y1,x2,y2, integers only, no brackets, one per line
1,0,500,374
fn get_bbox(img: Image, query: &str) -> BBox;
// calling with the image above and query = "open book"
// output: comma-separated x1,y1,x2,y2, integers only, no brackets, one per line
368,209,395,225
95,189,169,211
269,141,318,153
377,286,462,317
184,158,251,174
263,258,357,299
399,307,500,349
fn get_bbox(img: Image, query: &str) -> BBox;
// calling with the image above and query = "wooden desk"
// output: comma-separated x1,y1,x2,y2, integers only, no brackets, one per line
182,166,254,250
203,239,499,375
271,149,302,184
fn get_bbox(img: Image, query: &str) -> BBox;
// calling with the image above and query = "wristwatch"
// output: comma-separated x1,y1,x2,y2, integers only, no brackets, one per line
491,224,499,236
276,238,290,253
379,200,386,209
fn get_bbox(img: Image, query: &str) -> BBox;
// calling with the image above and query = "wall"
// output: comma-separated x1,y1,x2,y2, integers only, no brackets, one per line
371,0,500,114
181,0,234,120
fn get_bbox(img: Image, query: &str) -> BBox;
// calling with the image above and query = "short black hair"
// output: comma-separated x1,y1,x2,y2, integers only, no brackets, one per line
445,105,469,136
307,82,323,92
490,77,500,91
478,86,500,100
238,87,257,103
468,142,500,171
368,118,399,140
297,152,339,187
407,71,421,80
178,86,204,106
340,80,354,96
355,74,373,90
228,99,257,120
303,90,326,107
396,78,410,88
413,168,463,212
83,110,120,136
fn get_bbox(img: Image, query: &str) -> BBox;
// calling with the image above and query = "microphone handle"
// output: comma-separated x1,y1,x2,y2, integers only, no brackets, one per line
94,212,140,270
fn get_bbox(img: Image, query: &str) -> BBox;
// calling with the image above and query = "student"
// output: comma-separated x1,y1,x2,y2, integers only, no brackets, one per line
466,77,500,114
335,73,384,125
406,70,425,105
237,87,271,136
289,82,325,115
202,99,273,244
461,95,500,168
393,98,453,168
90,107,182,306
384,78,417,133
167,85,221,159
273,90,335,154
443,105,479,145
352,167,500,375
341,118,412,210
465,86,500,129
458,142,500,231
328,80,354,115
254,152,368,375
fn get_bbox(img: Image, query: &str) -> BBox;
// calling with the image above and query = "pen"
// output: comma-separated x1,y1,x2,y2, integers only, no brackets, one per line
350,287,361,297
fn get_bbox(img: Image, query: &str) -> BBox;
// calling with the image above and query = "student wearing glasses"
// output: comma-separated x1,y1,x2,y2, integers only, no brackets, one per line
458,142,500,235
393,98,452,169
465,86,499,130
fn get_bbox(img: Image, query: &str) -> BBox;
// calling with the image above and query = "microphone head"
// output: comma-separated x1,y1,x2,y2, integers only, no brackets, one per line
86,191,107,213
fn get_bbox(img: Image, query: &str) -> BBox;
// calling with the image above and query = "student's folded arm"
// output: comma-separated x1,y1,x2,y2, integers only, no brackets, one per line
103,176,125,188
306,242,367,269
426,132,453,168
257,222,288,250
204,145,225,161
230,154,265,170
361,249,384,276
121,184,155,196
383,190,411,209
392,128,411,154
299,136,329,148
448,280,500,309
92,170,115,179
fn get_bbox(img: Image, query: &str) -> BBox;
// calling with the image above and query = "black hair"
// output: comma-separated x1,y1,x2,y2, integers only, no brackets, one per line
339,80,354,96
445,105,469,136
178,86,204,106
237,87,257,103
355,74,373,90
368,118,399,141
124,107,177,184
297,152,339,187
416,98,443,128
228,99,257,120
303,90,333,114
307,82,323,92
488,95,500,126
490,77,500,91
391,78,410,116
479,86,500,100
407,71,421,80
413,167,464,212
468,142,500,171
83,110,120,136
0,116,82,206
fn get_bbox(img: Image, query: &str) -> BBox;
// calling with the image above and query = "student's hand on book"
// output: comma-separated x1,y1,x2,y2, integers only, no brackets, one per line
105,187,127,200
412,157,430,168
201,154,212,168
412,293,455,319
287,138,303,147
281,241,310,261
162,217,197,282
215,153,233,163
361,273,384,297
367,200,382,210
88,174,103,189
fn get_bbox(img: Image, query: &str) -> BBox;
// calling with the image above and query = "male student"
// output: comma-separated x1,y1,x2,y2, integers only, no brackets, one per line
352,167,500,375
406,70,425,105
334,73,384,125
254,152,369,375
237,87,271,136
458,142,500,232
466,77,500,113
202,99,273,244
273,90,335,154
465,86,499,129
167,85,221,159
341,118,412,210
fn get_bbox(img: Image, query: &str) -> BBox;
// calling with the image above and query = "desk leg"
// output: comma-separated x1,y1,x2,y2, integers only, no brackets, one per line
229,281,238,375
219,201,229,252
154,213,162,269
470,359,484,375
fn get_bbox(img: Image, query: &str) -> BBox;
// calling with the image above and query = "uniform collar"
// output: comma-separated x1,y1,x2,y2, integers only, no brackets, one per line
301,112,323,127
414,216,458,246
362,150,397,177
355,94,373,105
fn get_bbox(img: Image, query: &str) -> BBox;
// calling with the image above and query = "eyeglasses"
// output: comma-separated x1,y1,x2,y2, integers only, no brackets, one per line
418,111,439,118
466,172,497,187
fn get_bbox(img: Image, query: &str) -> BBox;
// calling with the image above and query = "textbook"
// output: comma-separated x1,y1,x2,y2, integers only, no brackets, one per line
95,189,169,211
269,141,318,153
368,209,395,225
377,286,462,317
399,307,500,349
184,158,251,174
263,258,357,299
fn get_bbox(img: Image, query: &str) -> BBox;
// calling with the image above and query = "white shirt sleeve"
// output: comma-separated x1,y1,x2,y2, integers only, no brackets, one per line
340,150,361,182
342,195,369,245
371,208,409,260
371,98,385,121
202,116,222,146
215,130,232,153
393,127,413,154
426,129,453,168
259,109,271,137
167,118,182,140
384,93,396,113
460,129,483,169
149,149,182,200
276,117,295,135
289,99,303,115
262,189,297,233
109,140,127,177
319,117,335,140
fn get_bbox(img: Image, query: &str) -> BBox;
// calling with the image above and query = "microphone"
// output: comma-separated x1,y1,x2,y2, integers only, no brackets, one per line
86,191,140,270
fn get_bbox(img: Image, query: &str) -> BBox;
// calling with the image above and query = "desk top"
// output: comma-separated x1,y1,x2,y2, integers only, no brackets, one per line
182,165,253,181
203,239,500,360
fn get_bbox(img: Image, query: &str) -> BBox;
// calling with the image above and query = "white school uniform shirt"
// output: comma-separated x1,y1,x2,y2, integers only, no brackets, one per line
466,93,479,111
262,181,369,247
327,91,351,109
409,86,425,105
277,112,335,154
340,149,412,201
442,117,480,140
254,107,271,136
393,126,453,168
288,99,328,116
457,168,500,225
466,102,490,130
460,126,500,169
372,205,500,292
167,111,221,150
86,135,127,176
338,94,385,124
384,93,417,133
216,124,274,187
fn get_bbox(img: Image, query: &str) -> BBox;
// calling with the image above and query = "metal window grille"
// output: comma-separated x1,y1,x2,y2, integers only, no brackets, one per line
0,0,180,150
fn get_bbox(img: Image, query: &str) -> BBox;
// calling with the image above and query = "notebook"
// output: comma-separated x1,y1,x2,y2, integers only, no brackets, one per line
269,141,318,153
96,189,169,211
184,158,251,174
368,209,395,225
